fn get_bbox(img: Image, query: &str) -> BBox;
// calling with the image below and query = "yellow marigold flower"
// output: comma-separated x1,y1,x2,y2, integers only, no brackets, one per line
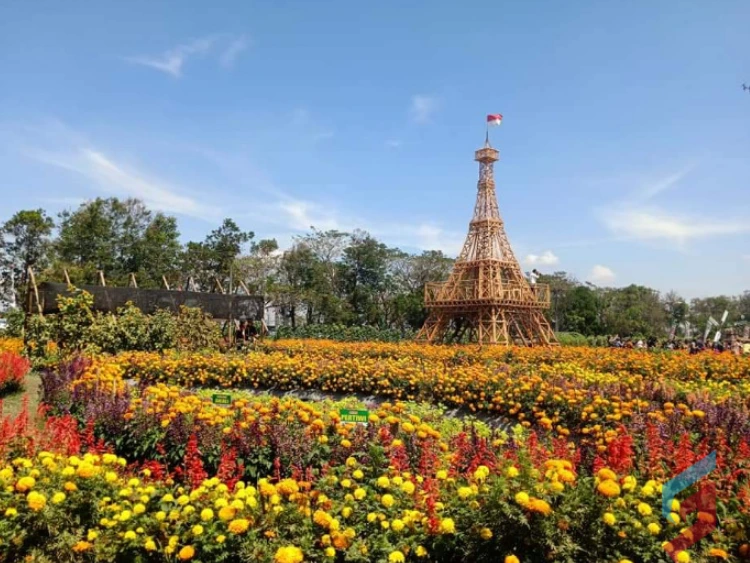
377,476,390,489
340,478,352,489
675,552,690,563
201,508,214,521
119,509,132,521
603,512,616,525
72,541,92,552
325,547,336,557
105,471,117,483
216,534,226,544
178,545,195,560
155,511,166,521
401,481,415,495
76,463,96,478
382,494,395,508
342,506,352,518
133,503,146,515
274,546,304,563
474,465,490,481
219,506,236,521
389,551,406,563
27,491,46,511
597,480,621,498
528,498,553,515
354,488,366,500
416,546,428,557
458,486,473,499
637,502,652,516
4,507,18,517
16,476,35,492
124,530,137,540
228,518,250,534
177,494,190,506
277,479,299,495
621,476,637,491
597,468,617,481
52,492,66,504
61,466,75,477
352,469,364,480
515,492,530,506
162,493,175,503
505,556,520,563
480,527,493,540
668,512,680,525
619,560,633,563
87,530,98,541
392,519,405,532
144,539,157,551
647,522,661,535
192,524,204,536
436,470,448,480
506,466,520,478
439,517,456,534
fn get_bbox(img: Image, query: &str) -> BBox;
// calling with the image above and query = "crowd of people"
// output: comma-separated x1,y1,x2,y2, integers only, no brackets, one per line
608,334,750,355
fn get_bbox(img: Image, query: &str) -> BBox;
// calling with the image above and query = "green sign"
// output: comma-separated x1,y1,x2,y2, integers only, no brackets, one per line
212,394,232,405
340,409,369,424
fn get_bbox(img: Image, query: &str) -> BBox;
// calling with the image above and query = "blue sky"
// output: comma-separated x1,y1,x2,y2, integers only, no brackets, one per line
0,0,748,298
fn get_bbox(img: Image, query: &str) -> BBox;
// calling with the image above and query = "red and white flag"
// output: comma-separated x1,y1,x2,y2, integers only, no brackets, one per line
487,114,503,126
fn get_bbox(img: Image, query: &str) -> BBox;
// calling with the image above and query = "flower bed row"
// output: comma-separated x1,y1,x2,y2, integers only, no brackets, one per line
5,357,749,562
96,348,750,452
259,340,750,382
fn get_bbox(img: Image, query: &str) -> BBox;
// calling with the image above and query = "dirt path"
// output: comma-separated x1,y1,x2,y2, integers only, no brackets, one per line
2,372,41,421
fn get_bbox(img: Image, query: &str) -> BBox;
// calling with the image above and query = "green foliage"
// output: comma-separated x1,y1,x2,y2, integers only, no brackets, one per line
1,308,25,337
174,305,221,351
56,288,97,352
275,323,413,342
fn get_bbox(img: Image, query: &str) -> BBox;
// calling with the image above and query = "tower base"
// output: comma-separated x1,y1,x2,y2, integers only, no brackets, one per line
416,307,556,346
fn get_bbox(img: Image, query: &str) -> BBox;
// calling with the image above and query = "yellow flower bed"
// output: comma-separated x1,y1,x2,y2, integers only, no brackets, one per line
0,435,719,562
0,337,23,355
95,344,750,450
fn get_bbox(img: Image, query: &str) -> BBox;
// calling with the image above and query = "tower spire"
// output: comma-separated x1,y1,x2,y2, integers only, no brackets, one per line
415,126,557,346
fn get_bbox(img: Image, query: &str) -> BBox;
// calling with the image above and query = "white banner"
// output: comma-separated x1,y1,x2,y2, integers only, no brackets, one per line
713,330,721,343
721,310,729,324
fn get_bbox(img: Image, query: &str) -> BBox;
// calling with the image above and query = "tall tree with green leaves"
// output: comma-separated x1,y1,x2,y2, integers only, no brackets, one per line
0,209,55,304
182,218,253,290
53,198,182,287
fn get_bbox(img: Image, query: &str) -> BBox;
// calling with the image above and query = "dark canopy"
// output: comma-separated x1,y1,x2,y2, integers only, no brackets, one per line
33,282,263,320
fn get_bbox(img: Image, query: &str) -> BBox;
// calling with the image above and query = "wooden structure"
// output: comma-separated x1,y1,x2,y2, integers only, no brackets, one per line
416,133,557,345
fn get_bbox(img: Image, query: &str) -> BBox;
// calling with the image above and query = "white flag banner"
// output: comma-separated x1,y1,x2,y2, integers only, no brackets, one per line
721,310,729,324
704,317,719,340
713,330,722,343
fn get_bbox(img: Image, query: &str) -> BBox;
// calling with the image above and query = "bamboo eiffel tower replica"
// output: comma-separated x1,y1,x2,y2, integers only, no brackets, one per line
416,131,557,346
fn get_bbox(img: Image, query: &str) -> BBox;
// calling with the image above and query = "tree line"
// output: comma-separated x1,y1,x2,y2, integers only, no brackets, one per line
0,197,747,338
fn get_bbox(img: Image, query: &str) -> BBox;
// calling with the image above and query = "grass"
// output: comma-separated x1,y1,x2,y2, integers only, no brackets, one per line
1,372,41,421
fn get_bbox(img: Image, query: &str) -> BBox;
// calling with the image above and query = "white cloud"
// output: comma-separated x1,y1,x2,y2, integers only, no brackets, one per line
385,139,402,149
28,146,218,220
124,37,216,77
597,165,749,246
125,34,249,77
636,164,696,201
276,198,343,232
410,95,439,124
219,36,249,68
588,265,616,285
600,206,749,244
524,250,559,266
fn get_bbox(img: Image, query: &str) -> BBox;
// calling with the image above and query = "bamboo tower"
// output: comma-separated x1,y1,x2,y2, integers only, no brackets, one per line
416,132,557,345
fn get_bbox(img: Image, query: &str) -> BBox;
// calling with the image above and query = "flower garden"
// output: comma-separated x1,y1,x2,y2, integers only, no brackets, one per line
1,336,750,562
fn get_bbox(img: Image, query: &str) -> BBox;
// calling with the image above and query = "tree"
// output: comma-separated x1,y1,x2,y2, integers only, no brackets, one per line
0,209,55,303
274,243,317,328
53,198,181,287
182,219,253,290
340,231,391,325
600,285,667,338
390,250,454,330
